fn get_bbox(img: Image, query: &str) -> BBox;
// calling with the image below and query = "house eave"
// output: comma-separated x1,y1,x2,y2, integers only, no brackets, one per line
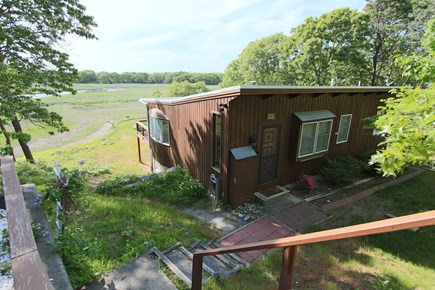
138,85,397,106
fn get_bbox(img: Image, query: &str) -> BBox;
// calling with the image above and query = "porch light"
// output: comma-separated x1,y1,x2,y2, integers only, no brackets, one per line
218,103,229,112
249,135,257,148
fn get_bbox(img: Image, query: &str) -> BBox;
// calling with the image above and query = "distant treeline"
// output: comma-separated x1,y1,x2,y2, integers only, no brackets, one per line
77,70,223,85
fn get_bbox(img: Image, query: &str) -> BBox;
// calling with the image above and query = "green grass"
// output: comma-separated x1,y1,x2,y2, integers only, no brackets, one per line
61,194,217,287
33,118,147,175
3,84,164,153
209,171,435,289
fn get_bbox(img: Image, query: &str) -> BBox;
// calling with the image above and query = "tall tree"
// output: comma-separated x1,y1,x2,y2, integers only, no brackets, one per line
220,33,289,87
371,20,435,176
365,0,435,85
286,8,371,86
0,0,96,162
78,70,98,83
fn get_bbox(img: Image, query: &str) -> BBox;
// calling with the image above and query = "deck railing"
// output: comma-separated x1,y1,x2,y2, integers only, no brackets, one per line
192,209,435,290
1,156,54,290
136,120,149,163
136,120,149,142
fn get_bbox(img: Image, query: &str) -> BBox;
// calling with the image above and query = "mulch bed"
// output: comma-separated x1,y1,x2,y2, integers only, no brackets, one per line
288,173,393,208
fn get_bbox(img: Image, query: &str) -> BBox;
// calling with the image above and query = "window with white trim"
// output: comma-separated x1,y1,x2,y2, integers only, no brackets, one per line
149,116,170,145
336,114,352,144
298,119,333,158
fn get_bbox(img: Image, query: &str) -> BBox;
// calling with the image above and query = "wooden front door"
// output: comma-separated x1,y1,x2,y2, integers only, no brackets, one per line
259,124,281,184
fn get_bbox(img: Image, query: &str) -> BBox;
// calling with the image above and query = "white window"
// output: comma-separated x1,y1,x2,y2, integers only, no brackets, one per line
336,114,352,144
298,119,333,158
149,116,170,145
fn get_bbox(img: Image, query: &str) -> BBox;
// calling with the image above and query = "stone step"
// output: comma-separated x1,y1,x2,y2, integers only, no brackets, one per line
147,239,250,288
147,243,215,287
189,238,250,270
86,254,177,290
191,243,242,276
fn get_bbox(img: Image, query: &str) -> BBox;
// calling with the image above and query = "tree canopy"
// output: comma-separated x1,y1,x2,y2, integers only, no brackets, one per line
0,0,97,161
221,0,434,87
152,81,210,97
370,19,435,176
77,71,223,85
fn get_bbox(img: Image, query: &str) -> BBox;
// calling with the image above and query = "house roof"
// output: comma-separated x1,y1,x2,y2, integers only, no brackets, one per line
139,85,396,106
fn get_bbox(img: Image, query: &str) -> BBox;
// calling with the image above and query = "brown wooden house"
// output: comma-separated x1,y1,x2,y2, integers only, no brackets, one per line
137,86,392,207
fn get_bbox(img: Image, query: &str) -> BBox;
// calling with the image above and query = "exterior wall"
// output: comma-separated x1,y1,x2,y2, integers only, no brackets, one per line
227,92,385,206
147,95,236,203
144,89,389,208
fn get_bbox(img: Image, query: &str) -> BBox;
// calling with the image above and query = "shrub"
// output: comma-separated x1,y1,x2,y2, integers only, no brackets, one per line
356,151,379,176
94,174,142,195
95,167,207,206
318,157,367,186
15,161,54,190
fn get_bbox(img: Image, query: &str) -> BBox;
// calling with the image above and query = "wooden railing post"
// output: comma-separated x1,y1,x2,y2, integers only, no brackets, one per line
279,246,297,290
191,254,203,290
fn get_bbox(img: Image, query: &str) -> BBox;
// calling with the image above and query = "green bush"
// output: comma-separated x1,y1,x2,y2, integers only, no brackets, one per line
15,161,54,190
95,167,207,206
94,174,142,195
356,151,379,176
318,157,367,186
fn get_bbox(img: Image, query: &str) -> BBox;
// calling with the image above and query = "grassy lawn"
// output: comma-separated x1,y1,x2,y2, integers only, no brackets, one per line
13,160,218,288
207,171,435,289
61,193,217,287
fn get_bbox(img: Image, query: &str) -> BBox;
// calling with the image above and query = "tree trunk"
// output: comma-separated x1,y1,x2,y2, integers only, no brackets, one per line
11,116,34,163
0,118,16,160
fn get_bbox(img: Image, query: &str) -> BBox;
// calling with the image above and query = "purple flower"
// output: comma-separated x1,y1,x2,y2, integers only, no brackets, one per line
33,194,43,207
79,160,85,165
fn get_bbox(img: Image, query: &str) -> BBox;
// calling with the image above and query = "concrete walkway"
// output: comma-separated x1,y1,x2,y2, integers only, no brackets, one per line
181,208,238,234
87,254,177,290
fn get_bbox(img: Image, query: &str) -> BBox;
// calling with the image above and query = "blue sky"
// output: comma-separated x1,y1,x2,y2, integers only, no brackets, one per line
68,0,366,73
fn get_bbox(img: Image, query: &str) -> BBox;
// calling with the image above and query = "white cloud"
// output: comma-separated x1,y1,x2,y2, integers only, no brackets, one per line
68,0,366,72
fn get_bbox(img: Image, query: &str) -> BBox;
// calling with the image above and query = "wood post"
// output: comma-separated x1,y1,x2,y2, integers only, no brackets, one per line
279,246,297,290
191,254,203,290
137,135,142,163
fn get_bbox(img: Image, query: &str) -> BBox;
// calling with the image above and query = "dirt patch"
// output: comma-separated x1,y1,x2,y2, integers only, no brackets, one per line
13,120,115,156
65,121,114,147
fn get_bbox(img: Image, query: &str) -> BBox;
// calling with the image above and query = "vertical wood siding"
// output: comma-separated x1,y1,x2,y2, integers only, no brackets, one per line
227,92,386,206
146,90,387,207
148,96,236,203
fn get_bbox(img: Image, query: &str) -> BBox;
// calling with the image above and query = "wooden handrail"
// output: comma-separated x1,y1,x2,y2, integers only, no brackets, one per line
192,210,435,289
1,156,55,290
136,120,148,131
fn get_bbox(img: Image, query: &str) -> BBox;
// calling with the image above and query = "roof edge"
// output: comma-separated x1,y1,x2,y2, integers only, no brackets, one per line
139,85,396,105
